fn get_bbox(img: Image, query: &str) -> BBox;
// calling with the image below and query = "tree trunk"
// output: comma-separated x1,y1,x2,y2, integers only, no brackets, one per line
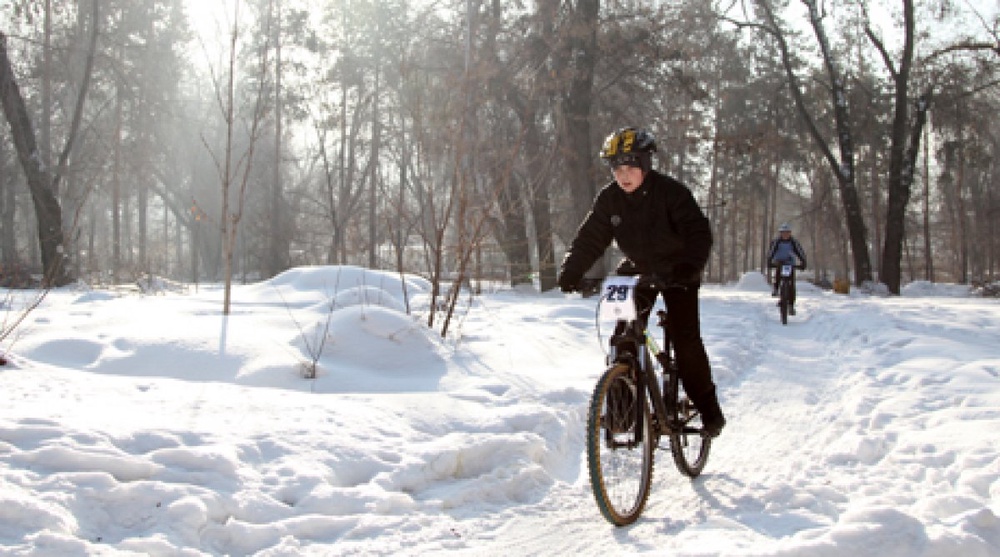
0,33,70,286
560,0,600,278
368,11,381,270
41,0,52,196
921,123,933,281
529,0,558,292
523,119,557,290
0,138,14,268
268,0,287,278
496,177,532,286
112,70,123,282
955,129,968,283
873,0,916,294
220,7,238,313
869,150,881,278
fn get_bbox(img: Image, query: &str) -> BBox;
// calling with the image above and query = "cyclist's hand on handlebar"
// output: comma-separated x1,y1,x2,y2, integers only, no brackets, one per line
558,271,581,293
797,264,806,271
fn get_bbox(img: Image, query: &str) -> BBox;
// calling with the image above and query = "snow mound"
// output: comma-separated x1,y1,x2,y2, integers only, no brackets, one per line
902,281,974,297
261,265,429,299
331,285,404,312
734,271,771,291
314,305,449,393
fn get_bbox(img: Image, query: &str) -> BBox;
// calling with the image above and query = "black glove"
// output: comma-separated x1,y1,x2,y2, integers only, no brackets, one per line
797,263,806,271
558,271,581,293
672,262,701,285
615,258,640,276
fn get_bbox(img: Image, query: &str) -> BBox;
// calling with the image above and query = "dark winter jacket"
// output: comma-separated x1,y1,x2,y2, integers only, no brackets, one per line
559,170,713,286
767,237,807,267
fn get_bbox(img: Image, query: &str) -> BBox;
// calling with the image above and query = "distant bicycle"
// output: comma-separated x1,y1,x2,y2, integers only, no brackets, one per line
770,260,805,325
586,275,711,526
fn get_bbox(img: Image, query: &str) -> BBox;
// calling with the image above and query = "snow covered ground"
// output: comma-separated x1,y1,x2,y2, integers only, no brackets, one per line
1,266,998,556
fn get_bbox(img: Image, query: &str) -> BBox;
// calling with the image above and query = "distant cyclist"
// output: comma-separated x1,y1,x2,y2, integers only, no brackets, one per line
767,223,807,313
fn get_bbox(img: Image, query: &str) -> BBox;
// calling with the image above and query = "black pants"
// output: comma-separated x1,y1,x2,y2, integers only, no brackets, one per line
633,285,719,416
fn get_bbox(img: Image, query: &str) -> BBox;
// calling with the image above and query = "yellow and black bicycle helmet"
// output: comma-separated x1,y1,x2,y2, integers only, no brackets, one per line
599,127,657,172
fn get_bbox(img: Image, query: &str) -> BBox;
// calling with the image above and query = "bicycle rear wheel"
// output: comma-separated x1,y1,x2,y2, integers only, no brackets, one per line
664,368,711,477
586,362,654,526
779,280,790,325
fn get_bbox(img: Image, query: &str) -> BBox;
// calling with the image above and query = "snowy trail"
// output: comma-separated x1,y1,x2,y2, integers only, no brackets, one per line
652,292,873,553
450,284,1000,555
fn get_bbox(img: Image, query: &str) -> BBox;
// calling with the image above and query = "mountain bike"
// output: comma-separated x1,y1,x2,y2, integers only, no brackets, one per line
586,275,711,526
771,261,804,325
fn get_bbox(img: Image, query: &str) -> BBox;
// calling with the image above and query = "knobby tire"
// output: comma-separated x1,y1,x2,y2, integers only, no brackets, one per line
664,365,712,477
779,279,790,325
586,362,654,526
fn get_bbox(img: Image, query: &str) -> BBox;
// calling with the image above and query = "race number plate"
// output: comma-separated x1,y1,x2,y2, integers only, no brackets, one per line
781,264,793,277
599,276,639,322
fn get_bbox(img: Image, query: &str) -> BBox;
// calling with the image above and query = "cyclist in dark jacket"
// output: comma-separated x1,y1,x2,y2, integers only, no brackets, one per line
767,223,807,313
557,127,725,438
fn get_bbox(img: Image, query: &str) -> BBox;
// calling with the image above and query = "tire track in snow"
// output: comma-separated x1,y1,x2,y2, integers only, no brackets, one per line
632,290,889,548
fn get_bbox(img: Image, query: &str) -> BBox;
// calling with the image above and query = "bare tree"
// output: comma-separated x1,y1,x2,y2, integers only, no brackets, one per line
868,1,999,292
746,0,873,286
208,0,272,314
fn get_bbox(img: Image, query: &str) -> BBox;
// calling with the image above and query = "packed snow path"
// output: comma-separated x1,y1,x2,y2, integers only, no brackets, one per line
448,280,1000,555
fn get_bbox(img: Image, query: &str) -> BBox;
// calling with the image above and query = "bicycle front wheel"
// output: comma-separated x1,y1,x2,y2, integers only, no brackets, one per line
779,280,790,325
586,362,654,526
665,369,711,477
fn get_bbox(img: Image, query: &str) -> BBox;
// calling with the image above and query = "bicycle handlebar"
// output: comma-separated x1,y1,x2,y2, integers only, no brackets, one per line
634,273,688,291
768,261,806,270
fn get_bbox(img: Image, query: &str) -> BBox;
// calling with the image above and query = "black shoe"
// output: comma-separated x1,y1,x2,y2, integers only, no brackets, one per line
695,389,726,438
789,306,796,316
702,414,726,438
771,288,778,297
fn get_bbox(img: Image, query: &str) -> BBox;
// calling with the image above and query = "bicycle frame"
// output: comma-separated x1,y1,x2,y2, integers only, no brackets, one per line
608,311,675,438
777,263,795,324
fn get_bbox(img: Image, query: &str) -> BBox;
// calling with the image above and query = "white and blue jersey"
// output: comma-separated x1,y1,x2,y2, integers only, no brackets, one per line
767,237,807,267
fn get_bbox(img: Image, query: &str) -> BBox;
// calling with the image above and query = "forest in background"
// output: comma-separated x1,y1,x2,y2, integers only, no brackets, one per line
1,0,998,308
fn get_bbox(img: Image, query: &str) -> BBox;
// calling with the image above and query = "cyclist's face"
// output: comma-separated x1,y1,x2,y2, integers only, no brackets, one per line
612,164,645,193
